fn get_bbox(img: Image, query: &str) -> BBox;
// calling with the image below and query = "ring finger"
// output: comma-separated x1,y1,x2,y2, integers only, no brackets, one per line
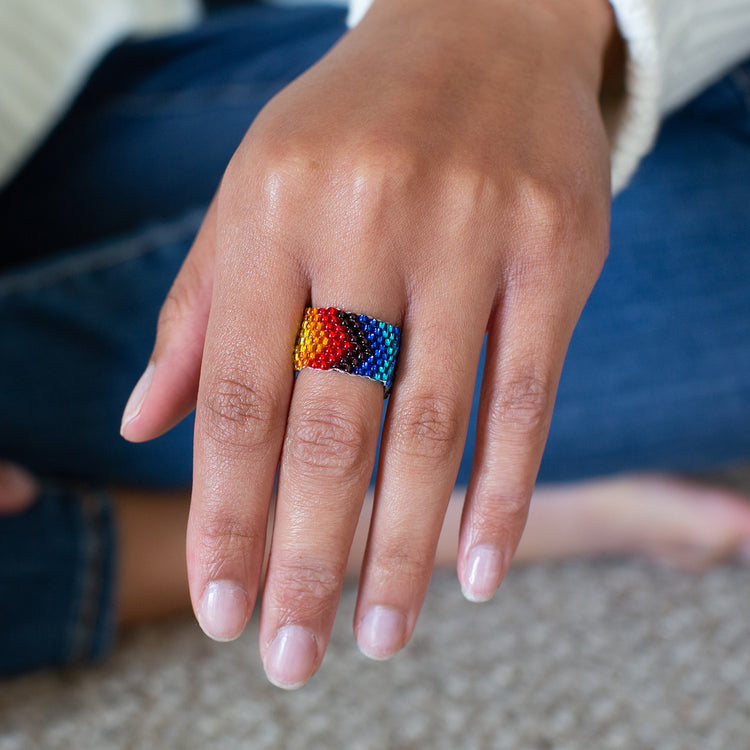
354,274,492,659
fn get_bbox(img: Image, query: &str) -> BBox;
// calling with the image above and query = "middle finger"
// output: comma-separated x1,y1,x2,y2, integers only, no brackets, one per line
260,293,402,689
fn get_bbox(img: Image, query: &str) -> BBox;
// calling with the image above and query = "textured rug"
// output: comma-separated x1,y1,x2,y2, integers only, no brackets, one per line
2,555,750,750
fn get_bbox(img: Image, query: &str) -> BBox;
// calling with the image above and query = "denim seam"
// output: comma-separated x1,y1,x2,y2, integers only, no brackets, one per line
0,208,204,298
95,80,297,117
65,488,108,664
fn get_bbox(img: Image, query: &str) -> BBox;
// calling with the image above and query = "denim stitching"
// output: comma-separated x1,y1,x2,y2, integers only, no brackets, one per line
98,80,294,117
65,488,107,664
0,208,204,298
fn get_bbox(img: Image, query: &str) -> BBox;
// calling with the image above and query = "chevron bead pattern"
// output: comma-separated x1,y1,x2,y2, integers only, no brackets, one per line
293,306,401,396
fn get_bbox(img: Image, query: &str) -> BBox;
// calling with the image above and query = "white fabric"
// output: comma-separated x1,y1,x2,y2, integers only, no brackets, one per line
0,0,200,188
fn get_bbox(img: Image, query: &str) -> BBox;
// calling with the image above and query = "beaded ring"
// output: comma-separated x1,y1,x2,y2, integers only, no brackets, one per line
293,306,401,396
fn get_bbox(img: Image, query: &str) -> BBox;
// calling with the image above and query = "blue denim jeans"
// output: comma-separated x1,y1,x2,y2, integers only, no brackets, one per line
1,2,749,677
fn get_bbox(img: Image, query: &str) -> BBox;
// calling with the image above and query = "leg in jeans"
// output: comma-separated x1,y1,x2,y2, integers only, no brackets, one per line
0,4,349,677
1,4,749,676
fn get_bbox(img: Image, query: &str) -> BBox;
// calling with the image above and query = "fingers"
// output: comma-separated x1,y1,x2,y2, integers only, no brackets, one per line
353,292,488,660
120,198,217,442
457,279,583,602
260,363,384,688
187,245,307,644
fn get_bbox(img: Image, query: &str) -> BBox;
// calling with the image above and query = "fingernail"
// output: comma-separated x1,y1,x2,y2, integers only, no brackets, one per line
357,606,407,661
462,544,502,602
264,625,318,690
120,362,155,437
198,580,249,642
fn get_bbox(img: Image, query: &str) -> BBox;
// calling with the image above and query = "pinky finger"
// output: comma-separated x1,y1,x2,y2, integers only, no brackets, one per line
458,296,576,602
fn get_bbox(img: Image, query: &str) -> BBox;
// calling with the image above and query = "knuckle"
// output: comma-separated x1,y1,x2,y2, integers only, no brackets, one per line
444,164,501,226
226,135,322,213
509,173,610,290
371,542,433,584
326,140,417,224
155,249,210,342
269,558,342,615
488,372,551,433
349,138,416,185
473,484,531,528
198,511,263,573
514,176,580,255
204,374,279,449
392,392,464,462
286,406,369,475
156,287,190,336
258,145,317,203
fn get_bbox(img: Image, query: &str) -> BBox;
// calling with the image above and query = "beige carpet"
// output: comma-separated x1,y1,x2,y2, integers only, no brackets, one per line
2,555,750,749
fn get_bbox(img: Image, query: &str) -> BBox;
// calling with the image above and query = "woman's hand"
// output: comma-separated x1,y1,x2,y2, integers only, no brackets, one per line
121,0,617,687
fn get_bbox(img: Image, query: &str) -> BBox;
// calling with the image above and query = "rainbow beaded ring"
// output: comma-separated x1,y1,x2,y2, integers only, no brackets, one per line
293,306,401,396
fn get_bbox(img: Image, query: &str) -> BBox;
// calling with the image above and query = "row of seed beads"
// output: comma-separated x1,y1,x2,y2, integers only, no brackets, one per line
313,307,352,370
353,314,400,391
294,307,357,371
293,307,321,370
293,307,400,393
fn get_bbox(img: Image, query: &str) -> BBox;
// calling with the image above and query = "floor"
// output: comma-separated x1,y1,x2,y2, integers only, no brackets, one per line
2,554,749,749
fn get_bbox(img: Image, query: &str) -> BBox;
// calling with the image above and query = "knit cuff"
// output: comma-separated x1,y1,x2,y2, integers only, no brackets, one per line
607,0,750,192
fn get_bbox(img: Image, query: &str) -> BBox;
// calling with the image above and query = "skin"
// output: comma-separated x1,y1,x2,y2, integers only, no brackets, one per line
119,0,619,688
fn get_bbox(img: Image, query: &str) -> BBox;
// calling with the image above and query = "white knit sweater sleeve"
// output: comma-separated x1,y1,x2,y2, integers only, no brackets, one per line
0,0,200,189
348,0,750,193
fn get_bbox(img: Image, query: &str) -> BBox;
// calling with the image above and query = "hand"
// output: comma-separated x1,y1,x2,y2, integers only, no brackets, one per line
121,0,617,687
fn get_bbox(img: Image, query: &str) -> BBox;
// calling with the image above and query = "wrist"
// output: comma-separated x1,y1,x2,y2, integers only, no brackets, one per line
358,0,623,97
529,0,623,93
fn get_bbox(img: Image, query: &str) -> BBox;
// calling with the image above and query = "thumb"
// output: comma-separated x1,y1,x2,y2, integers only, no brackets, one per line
120,197,217,442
